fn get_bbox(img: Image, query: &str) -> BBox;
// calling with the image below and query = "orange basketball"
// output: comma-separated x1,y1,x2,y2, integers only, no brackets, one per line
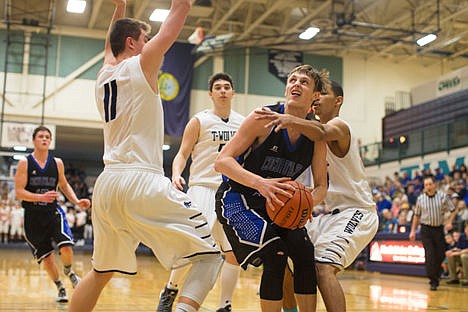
267,181,314,230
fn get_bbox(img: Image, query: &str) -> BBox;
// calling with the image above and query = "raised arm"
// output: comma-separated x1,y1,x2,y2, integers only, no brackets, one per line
140,0,191,89
103,0,127,66
172,117,200,190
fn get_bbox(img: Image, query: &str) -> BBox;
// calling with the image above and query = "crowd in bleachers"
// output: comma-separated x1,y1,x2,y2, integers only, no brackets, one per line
370,164,468,285
372,164,468,234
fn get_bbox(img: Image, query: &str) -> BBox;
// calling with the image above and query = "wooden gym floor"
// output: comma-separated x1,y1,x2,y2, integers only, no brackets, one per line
0,246,467,311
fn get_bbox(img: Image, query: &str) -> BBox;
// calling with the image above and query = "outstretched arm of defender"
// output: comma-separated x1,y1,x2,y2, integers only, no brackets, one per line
255,107,325,140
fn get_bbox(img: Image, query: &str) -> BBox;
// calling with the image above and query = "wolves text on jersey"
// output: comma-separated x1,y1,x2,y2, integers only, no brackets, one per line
344,210,364,234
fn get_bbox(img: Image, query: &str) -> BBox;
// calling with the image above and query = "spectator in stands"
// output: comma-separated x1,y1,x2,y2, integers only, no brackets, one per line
446,223,468,286
422,168,433,179
452,170,462,182
376,193,392,215
412,170,423,184
406,184,419,208
74,207,87,246
66,207,76,239
391,197,401,218
400,203,414,224
410,173,423,195
9,201,24,242
442,232,458,279
83,208,93,243
454,179,467,200
0,199,10,243
394,209,411,234
401,172,411,190
389,180,405,199
434,168,445,182
380,209,397,233
456,200,468,232
450,164,466,179
410,175,457,291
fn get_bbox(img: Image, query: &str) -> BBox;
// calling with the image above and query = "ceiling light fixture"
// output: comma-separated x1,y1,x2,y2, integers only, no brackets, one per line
66,0,87,14
416,34,437,46
299,27,320,40
150,9,170,22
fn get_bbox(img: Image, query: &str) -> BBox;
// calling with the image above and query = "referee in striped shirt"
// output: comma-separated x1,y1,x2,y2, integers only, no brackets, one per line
410,175,456,291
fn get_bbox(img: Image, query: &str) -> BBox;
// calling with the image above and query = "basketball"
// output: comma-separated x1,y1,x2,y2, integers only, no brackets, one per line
267,181,314,230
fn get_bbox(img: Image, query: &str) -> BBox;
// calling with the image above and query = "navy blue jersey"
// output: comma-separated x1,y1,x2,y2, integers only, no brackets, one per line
22,154,59,211
229,103,315,197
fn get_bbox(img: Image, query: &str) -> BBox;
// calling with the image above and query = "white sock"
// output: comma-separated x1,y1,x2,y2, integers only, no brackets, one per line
218,262,240,308
168,266,189,289
175,302,197,312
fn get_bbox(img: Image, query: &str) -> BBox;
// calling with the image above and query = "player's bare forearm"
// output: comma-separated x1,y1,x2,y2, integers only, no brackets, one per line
255,108,325,140
311,184,326,207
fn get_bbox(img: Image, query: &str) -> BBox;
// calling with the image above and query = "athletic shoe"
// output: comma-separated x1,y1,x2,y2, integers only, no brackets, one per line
430,284,437,291
216,304,232,312
57,287,68,302
68,272,81,288
461,281,468,287
157,286,178,312
446,279,459,285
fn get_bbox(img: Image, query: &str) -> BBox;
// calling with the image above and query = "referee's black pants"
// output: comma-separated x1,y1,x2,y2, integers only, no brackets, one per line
420,224,445,286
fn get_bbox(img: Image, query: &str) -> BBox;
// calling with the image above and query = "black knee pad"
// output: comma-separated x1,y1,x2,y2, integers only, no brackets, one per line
259,240,288,300
286,229,317,294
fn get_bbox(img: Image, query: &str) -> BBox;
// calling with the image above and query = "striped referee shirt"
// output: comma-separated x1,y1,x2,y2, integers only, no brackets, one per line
414,190,456,226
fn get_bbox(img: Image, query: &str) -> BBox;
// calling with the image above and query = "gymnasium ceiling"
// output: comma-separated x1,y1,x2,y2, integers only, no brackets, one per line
1,0,468,166
2,0,468,70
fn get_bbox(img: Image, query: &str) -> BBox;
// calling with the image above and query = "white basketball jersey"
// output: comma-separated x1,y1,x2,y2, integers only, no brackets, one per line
325,117,375,210
95,56,164,170
189,109,244,188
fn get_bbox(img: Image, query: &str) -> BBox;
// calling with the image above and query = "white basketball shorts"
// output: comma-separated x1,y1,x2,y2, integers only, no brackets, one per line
91,166,219,274
306,208,378,270
188,185,232,252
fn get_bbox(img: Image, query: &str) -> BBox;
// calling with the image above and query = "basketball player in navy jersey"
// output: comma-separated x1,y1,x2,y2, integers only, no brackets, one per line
256,80,379,311
158,73,244,312
15,126,91,303
214,65,328,312
69,1,222,311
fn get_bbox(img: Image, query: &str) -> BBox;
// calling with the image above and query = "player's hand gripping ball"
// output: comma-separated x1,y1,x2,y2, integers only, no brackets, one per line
267,181,313,230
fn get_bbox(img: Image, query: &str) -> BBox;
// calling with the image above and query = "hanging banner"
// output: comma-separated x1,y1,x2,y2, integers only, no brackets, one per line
1,122,56,149
268,49,303,84
160,42,195,136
